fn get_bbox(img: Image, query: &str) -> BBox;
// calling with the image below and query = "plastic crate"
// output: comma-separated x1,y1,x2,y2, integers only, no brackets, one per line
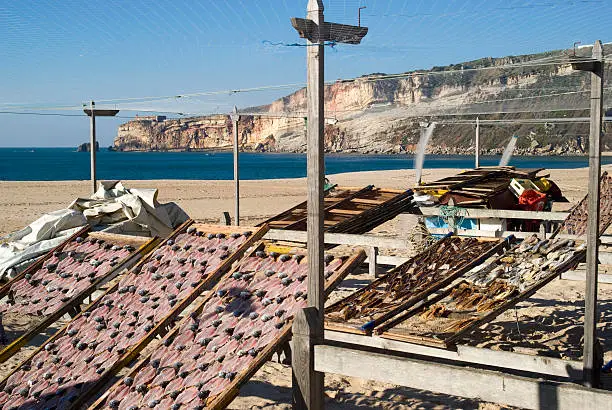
509,178,540,198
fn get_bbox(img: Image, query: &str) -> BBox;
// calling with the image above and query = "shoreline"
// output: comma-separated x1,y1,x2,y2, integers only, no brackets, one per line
6,146,612,157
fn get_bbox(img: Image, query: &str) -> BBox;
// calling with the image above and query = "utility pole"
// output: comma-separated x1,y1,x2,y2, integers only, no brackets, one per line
83,104,119,195
475,116,480,168
571,40,605,388
291,3,367,409
358,6,366,27
90,101,97,193
230,106,240,226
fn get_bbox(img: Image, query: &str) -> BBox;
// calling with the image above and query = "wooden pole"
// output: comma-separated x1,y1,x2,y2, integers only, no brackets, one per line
583,40,604,388
292,307,322,409
368,246,379,278
292,1,325,409
306,0,325,329
90,100,97,194
475,116,480,168
231,106,240,226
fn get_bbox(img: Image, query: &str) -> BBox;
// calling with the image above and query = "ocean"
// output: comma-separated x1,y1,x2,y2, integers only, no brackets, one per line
0,148,608,181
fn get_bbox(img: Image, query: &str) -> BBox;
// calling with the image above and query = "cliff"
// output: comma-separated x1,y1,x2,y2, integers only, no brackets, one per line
114,46,612,155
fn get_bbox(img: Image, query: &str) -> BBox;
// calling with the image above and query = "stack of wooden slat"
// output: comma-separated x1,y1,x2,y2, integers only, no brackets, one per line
260,186,415,234
417,166,546,208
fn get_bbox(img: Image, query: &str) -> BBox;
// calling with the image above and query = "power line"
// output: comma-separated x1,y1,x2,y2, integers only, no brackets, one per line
0,111,152,120
1,56,601,113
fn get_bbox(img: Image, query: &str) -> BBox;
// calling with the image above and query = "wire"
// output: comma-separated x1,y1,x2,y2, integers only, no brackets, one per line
1,55,599,113
0,110,157,120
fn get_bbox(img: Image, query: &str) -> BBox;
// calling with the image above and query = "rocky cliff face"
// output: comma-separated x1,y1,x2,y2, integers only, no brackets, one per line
114,47,611,155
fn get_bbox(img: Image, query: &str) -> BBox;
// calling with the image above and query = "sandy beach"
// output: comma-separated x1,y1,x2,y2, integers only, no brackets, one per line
1,166,611,409
0,166,602,237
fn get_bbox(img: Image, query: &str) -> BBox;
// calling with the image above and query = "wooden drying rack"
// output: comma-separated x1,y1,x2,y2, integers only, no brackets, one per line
0,228,158,364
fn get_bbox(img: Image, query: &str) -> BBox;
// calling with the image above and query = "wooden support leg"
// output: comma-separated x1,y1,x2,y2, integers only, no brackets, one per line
292,307,324,410
67,306,81,319
276,340,292,365
368,246,379,278
220,212,231,226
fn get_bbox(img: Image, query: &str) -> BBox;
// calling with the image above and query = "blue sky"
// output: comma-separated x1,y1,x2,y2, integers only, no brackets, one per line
0,0,610,147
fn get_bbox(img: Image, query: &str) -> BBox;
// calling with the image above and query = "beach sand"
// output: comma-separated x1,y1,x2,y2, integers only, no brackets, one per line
0,166,610,409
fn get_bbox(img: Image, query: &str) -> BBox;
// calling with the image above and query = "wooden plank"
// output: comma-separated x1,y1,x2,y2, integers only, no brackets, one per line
232,106,240,226
264,229,410,249
329,208,363,215
291,307,323,410
324,330,583,380
90,101,97,193
351,198,386,205
417,207,569,221
367,246,378,278
314,344,612,410
561,271,612,284
284,186,374,231
425,228,610,241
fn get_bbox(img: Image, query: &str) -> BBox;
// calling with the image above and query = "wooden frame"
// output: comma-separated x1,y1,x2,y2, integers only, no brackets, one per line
260,186,414,235
324,236,512,335
90,242,366,410
324,330,583,380
258,186,365,229
314,343,612,410
380,244,587,348
0,230,158,363
0,221,268,409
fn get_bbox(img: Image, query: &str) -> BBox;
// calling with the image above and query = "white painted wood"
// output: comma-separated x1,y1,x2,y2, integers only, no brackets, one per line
324,331,582,379
367,246,378,277
417,207,569,221
314,344,612,410
265,229,410,249
560,271,612,284
367,255,408,266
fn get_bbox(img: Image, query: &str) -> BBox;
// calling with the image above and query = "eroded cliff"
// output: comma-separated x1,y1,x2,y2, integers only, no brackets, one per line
114,47,612,155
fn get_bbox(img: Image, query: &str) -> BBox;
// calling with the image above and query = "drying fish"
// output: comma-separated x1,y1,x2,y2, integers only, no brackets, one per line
94,244,354,410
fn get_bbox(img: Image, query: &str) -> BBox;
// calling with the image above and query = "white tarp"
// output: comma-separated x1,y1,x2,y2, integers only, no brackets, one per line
0,209,87,279
68,181,187,237
0,181,189,280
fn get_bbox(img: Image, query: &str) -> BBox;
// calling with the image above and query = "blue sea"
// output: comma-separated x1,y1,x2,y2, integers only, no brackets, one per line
0,148,608,181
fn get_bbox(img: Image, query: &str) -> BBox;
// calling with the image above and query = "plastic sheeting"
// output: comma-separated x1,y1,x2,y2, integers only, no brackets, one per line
0,181,189,280
0,209,87,279
68,181,188,237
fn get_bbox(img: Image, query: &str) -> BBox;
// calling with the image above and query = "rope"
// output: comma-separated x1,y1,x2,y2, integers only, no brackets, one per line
439,205,467,230
408,220,436,254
